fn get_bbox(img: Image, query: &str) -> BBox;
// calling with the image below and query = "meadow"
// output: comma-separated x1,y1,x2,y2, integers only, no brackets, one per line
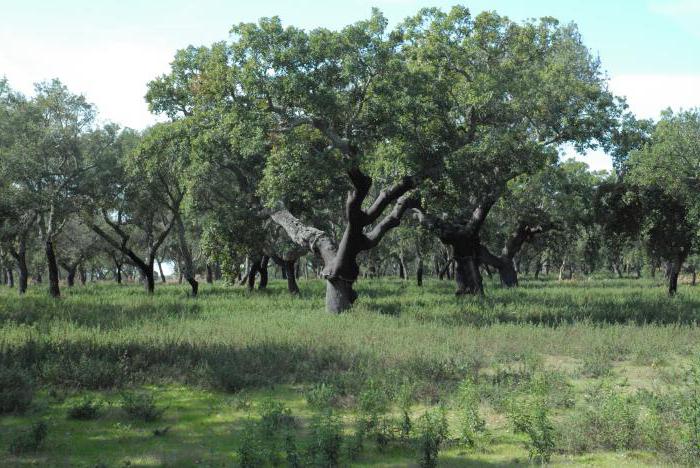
2,275,700,466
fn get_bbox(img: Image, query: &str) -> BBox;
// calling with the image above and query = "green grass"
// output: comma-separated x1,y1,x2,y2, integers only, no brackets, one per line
1,276,700,466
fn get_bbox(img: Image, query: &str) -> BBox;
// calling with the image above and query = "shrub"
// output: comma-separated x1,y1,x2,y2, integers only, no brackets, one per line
121,391,164,422
681,361,700,462
580,347,613,378
236,424,267,468
0,365,34,414
456,377,485,448
67,396,103,420
305,383,337,410
507,379,555,463
307,410,343,467
8,421,48,455
42,355,123,389
258,399,296,438
416,406,449,468
346,419,367,461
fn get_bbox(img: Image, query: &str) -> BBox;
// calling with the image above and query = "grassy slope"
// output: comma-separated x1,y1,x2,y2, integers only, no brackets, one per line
1,275,699,466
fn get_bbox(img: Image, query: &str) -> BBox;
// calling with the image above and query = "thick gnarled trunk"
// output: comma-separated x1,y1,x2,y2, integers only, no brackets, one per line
271,169,417,313
454,238,484,295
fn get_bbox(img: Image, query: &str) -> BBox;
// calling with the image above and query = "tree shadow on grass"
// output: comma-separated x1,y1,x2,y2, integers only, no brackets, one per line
0,298,201,330
364,292,700,326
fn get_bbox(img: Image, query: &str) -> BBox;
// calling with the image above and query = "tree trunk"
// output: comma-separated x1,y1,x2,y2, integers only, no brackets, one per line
325,278,356,314
16,243,28,295
206,265,213,284
116,265,122,284
613,262,623,278
144,268,155,294
247,259,260,291
285,260,300,294
669,263,680,296
157,259,167,283
416,256,424,287
499,260,518,287
559,259,566,281
398,260,405,280
45,239,60,298
175,216,198,297
692,269,697,286
7,269,14,288
438,259,452,280
400,255,408,280
258,256,269,290
66,267,76,287
454,254,483,295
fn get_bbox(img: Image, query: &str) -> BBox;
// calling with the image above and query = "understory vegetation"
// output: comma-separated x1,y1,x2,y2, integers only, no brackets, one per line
2,276,700,466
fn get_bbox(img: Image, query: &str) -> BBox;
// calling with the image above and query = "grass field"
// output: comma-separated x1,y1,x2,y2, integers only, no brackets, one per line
2,275,700,466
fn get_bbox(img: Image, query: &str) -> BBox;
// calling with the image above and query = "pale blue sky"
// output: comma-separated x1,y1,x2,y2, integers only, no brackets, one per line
2,0,700,169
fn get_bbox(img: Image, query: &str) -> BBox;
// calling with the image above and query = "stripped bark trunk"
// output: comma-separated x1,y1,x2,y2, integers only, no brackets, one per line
271,170,418,313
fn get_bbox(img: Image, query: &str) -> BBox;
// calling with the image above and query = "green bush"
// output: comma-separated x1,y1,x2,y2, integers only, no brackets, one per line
0,366,34,414
120,391,164,422
416,406,449,468
507,379,555,463
305,383,337,409
456,377,485,448
258,399,296,438
67,396,103,420
681,361,700,462
8,421,48,455
307,410,343,467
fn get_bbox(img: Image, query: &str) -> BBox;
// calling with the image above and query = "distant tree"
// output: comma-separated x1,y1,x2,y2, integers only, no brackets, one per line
0,79,96,297
405,8,619,295
627,110,700,294
81,126,175,294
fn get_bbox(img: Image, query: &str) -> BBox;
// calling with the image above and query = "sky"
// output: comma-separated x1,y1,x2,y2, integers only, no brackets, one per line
2,0,700,170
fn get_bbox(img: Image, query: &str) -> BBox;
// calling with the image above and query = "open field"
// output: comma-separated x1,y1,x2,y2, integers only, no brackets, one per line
2,276,700,466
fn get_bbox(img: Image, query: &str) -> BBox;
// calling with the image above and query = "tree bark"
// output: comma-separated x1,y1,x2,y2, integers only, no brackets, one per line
285,260,300,294
271,168,418,312
45,239,60,298
258,256,269,290
144,268,155,294
174,214,198,297
66,267,76,287
206,265,213,284
157,259,167,283
247,257,260,291
7,268,14,288
416,256,424,287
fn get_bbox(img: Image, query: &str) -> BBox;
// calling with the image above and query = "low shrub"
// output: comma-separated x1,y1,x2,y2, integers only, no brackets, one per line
416,406,449,468
0,365,34,414
120,391,164,422
305,382,337,409
8,421,48,455
67,396,103,420
307,410,343,467
456,377,485,448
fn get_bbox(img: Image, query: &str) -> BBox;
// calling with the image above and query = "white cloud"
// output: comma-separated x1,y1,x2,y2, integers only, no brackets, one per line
611,74,700,119
0,31,172,129
569,73,700,171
